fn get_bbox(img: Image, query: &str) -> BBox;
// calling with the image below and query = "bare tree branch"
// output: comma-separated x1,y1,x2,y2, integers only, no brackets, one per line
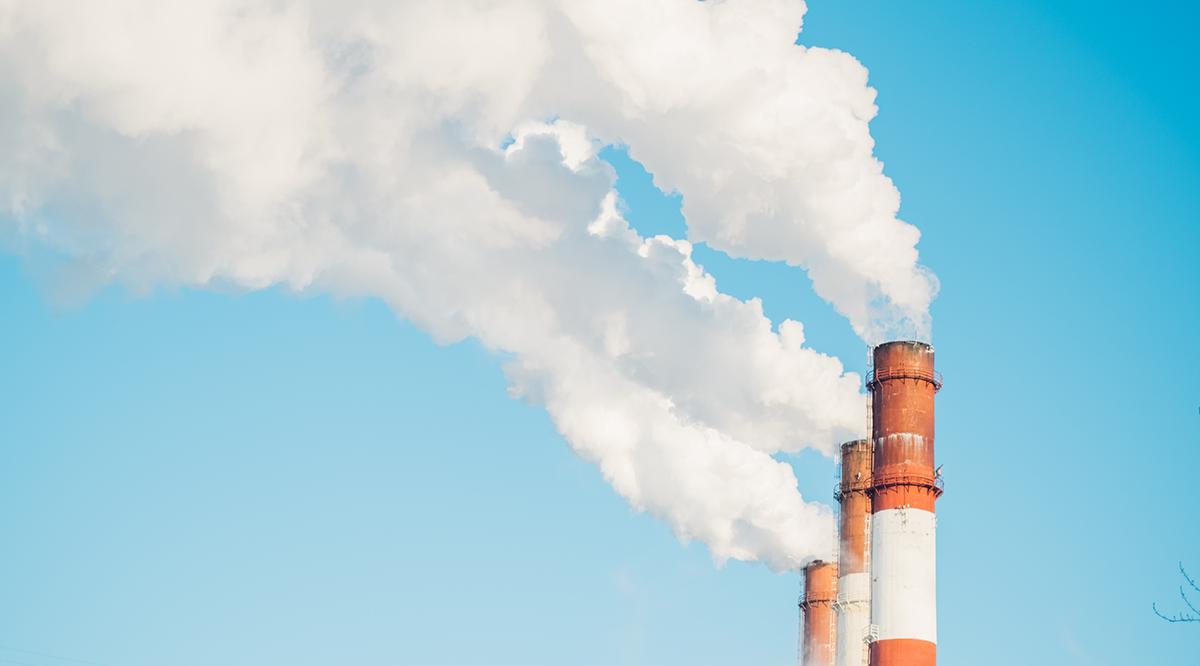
1153,602,1200,623
1180,586,1200,620
1180,562,1200,595
1155,563,1200,623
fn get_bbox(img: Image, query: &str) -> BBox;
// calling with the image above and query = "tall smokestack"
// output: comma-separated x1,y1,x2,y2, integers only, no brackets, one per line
867,341,941,666
835,439,872,666
800,560,838,666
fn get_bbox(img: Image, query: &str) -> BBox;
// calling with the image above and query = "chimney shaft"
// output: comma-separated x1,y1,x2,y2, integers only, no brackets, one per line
867,341,941,666
800,560,838,666
835,440,872,666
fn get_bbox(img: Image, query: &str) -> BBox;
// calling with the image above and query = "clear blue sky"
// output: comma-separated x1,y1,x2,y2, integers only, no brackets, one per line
2,1,1197,665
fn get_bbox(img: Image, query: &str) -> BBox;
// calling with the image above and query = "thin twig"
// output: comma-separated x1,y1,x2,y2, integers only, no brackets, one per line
1180,562,1200,594
1153,601,1200,623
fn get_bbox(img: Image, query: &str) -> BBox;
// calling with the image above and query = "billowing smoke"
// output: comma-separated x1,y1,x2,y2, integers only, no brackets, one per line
0,0,935,571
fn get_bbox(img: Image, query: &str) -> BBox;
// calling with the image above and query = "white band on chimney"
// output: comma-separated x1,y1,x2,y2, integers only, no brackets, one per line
837,571,870,604
836,572,871,666
870,508,937,643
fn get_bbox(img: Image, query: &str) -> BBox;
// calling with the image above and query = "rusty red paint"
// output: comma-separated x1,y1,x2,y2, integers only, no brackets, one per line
837,439,872,574
869,341,941,506
801,560,838,666
870,638,936,666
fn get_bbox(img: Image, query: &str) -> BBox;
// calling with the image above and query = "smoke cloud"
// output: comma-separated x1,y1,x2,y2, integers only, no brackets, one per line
0,0,935,571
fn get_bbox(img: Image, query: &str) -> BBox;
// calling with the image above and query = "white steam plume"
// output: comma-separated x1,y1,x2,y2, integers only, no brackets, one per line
0,0,935,571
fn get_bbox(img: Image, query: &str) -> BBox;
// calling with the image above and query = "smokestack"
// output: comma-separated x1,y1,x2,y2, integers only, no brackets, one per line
800,560,838,666
835,439,872,666
867,341,941,666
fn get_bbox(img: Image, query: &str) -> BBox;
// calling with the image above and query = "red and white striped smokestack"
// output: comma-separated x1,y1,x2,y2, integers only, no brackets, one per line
867,341,941,666
835,439,872,666
800,560,838,666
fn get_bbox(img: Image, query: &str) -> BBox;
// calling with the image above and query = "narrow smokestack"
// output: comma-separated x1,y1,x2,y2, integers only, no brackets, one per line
835,439,872,666
867,341,941,666
800,560,838,666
